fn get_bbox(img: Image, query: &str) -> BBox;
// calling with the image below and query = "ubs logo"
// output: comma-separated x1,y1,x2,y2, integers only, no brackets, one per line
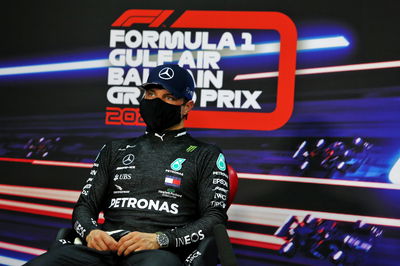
114,173,132,181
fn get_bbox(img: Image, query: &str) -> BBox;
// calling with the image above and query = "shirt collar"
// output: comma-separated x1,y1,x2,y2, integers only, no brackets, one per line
145,128,187,141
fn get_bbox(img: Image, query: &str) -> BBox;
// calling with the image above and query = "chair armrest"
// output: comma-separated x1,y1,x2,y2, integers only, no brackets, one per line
56,228,74,241
213,224,237,266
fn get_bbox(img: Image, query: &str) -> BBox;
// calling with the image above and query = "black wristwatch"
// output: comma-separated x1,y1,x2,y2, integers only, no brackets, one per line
155,232,169,248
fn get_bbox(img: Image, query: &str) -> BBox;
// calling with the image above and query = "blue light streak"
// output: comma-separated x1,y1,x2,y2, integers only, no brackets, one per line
0,35,350,77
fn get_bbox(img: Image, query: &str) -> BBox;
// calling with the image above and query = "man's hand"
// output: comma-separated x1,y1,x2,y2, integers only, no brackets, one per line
117,231,160,256
86,229,118,251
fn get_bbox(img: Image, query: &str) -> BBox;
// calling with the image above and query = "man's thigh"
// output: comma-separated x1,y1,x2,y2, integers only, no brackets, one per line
24,244,115,266
120,249,182,266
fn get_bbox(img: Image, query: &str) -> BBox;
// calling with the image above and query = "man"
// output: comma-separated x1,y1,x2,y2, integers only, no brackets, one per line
26,64,229,266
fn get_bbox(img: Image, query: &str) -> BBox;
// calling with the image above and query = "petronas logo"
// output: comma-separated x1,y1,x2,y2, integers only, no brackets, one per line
186,145,198,152
216,153,226,171
171,158,186,171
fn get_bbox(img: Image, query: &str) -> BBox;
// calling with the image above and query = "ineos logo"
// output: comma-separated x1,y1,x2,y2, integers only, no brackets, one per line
122,154,135,165
158,67,174,80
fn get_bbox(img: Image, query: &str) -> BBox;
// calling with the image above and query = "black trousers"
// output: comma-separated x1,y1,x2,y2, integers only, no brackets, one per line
24,244,182,266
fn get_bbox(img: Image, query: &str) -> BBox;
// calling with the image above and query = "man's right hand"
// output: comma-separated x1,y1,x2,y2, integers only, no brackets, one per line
86,229,118,251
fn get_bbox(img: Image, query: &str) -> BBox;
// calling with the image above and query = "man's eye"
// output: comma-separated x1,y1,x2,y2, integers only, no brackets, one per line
166,96,176,101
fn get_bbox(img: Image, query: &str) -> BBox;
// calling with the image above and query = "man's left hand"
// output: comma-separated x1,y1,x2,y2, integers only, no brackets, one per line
117,231,160,256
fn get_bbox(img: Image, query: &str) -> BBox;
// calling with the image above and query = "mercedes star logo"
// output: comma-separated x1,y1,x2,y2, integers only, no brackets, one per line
122,154,135,165
158,67,174,80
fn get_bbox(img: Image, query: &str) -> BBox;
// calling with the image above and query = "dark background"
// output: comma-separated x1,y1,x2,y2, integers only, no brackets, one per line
1,1,400,265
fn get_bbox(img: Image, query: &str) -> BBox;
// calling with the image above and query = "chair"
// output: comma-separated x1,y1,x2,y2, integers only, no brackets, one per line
56,164,239,266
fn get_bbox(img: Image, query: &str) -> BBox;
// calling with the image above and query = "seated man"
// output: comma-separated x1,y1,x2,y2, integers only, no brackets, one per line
25,64,229,266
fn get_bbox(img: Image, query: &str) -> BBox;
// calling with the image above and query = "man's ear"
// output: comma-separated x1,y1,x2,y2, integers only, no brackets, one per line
182,100,194,116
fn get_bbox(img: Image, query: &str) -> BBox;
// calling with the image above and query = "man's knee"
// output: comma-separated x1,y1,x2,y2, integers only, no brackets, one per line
122,249,182,266
24,245,113,266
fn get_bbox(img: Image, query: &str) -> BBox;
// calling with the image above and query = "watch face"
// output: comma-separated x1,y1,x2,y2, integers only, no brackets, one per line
157,233,169,247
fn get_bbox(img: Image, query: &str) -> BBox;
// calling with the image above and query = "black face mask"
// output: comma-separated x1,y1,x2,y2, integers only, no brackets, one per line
139,98,183,133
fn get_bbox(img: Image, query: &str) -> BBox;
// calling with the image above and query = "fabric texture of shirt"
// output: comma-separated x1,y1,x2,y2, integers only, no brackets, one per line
72,128,229,250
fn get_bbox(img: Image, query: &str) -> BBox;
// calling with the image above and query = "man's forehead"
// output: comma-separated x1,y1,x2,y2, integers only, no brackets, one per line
145,87,173,95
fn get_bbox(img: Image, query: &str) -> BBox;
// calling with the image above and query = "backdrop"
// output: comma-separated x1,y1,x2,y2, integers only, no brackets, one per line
1,1,399,265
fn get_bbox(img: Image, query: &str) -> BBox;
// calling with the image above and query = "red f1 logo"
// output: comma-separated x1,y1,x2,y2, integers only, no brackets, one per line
109,10,297,131
112,9,173,27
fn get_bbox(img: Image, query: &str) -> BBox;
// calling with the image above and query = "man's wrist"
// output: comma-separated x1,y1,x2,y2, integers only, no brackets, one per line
155,232,169,248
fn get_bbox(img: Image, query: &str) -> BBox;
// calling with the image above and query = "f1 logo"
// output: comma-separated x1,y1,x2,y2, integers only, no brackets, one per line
112,9,173,27
110,10,297,131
